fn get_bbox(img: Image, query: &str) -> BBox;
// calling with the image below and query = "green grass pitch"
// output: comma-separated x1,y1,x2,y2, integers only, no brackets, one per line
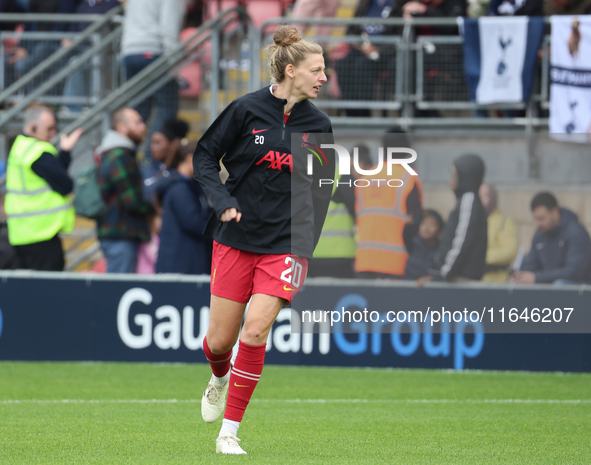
0,362,589,464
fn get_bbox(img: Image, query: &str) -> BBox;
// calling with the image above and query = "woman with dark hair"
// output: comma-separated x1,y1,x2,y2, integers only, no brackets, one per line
136,118,190,273
193,25,334,455
142,118,190,203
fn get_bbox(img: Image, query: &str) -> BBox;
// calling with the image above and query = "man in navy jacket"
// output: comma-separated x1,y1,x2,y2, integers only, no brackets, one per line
512,192,591,285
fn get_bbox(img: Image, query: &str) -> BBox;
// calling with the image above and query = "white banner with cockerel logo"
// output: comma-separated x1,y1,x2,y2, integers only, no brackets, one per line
550,15,591,139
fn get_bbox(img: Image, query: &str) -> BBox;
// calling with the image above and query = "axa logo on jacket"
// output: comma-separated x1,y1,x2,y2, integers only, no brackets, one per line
255,150,293,172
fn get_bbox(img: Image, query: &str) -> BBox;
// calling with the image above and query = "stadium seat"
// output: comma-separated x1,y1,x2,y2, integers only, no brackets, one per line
178,28,206,98
178,61,203,99
90,257,106,273
245,1,285,32
180,27,212,65
205,0,240,33
206,0,240,17
205,0,285,32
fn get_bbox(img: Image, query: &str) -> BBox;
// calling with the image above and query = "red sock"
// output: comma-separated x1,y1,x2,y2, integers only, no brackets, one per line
202,336,232,378
224,341,266,422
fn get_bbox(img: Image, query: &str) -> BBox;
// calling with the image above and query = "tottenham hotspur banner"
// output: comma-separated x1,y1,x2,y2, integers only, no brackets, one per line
462,16,544,105
550,15,591,137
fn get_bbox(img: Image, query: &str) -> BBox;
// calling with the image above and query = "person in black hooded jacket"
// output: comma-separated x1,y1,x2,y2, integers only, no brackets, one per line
418,153,487,286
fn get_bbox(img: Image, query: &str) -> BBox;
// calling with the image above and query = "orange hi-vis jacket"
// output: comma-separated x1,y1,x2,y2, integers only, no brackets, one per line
355,164,423,276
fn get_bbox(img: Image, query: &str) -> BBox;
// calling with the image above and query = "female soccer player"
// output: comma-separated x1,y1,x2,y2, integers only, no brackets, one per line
193,25,334,455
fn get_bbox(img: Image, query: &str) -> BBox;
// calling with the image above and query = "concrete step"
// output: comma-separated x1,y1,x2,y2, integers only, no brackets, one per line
62,216,100,272
336,6,356,17
340,0,360,8
199,89,240,106
179,88,244,141
178,109,205,141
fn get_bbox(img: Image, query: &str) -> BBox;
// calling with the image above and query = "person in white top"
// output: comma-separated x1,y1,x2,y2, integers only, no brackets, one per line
121,0,186,161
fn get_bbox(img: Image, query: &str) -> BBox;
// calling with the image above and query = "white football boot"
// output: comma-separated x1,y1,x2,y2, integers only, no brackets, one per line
201,374,229,423
216,432,247,455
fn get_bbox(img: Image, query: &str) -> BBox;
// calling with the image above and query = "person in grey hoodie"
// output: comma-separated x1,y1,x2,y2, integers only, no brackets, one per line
121,0,186,161
96,108,155,273
512,192,591,285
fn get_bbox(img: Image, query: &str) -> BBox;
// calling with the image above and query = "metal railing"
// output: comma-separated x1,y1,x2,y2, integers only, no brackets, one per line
0,27,122,130
255,16,551,130
0,7,123,106
56,5,255,140
0,29,119,112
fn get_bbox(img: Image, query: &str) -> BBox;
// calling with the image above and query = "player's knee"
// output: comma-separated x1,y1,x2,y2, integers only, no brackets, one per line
240,325,266,345
206,334,235,354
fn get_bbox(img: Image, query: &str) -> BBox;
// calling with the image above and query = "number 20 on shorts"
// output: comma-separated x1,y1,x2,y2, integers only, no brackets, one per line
280,256,303,289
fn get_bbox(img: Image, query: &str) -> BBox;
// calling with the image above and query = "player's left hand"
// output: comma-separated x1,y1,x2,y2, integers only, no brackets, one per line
220,207,242,223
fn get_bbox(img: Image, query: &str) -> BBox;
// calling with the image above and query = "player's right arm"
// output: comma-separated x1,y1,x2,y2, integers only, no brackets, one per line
193,100,244,221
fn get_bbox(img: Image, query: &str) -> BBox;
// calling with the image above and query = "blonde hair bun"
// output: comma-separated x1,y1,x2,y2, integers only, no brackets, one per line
273,25,301,47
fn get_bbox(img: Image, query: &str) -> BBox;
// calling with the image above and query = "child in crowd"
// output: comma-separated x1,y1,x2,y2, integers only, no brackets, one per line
403,209,444,280
136,214,161,274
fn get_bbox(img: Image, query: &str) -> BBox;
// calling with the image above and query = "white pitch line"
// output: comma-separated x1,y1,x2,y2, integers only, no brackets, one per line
0,399,199,404
1,399,590,405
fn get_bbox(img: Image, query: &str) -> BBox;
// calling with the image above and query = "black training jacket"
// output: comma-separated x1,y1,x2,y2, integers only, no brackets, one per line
193,86,335,259
433,154,488,280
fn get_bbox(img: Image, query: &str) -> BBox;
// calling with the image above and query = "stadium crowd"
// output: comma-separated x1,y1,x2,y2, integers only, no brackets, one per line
0,0,587,115
2,109,590,286
0,0,590,285
307,129,591,286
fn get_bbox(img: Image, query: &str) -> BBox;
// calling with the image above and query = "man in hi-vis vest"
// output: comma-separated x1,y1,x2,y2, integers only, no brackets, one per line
5,106,82,271
309,163,357,278
355,130,423,279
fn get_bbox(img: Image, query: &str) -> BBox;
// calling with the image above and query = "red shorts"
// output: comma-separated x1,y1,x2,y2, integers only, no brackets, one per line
210,241,308,305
